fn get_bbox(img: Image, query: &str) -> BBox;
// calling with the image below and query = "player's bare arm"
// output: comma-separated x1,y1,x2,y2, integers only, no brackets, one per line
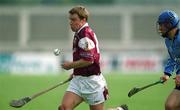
61,59,93,70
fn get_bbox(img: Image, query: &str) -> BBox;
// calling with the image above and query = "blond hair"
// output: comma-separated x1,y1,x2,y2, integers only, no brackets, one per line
69,6,89,21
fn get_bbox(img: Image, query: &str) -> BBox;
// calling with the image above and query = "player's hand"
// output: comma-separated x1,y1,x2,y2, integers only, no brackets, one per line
175,75,180,87
160,74,170,82
61,61,72,70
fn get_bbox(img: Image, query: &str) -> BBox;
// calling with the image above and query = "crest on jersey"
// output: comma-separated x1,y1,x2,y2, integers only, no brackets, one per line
78,37,95,51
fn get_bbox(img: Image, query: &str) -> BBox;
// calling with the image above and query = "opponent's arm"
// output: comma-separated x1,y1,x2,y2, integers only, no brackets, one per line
161,56,175,82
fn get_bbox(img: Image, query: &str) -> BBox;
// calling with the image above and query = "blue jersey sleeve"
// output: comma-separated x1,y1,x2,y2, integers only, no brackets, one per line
164,56,176,76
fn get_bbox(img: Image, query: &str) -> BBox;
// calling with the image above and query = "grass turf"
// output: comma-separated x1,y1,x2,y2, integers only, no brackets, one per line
0,73,174,110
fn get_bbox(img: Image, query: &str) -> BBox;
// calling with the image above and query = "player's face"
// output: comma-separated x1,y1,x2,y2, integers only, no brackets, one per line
158,24,166,35
69,13,84,32
157,23,169,38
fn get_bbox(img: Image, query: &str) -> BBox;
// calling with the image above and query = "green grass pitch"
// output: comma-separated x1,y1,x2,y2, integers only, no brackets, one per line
0,73,174,110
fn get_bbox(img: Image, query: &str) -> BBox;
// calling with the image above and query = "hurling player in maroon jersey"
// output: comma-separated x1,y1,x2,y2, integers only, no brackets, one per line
59,6,109,110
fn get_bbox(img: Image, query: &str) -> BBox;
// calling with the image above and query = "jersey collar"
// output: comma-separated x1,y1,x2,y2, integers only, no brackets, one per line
77,23,88,33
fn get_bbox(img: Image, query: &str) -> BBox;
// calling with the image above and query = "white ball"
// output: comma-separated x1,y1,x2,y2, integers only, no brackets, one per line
54,48,60,56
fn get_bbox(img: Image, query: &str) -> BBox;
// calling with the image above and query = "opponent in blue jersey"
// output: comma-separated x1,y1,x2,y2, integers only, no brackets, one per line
157,10,180,110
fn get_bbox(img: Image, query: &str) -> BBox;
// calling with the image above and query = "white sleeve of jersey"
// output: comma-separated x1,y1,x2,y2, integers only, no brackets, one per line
78,37,95,51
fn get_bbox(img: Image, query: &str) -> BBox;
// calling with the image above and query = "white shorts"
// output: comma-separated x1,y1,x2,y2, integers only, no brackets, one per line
66,74,109,105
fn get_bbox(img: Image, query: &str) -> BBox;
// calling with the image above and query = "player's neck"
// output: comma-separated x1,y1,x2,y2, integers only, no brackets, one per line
76,22,88,33
168,28,178,39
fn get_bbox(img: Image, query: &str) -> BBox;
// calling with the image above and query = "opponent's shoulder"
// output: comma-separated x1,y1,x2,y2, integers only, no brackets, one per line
175,34,180,45
164,38,170,45
177,29,180,39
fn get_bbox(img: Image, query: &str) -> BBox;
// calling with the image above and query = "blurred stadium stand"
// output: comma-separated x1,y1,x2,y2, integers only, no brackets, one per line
0,1,179,73
0,5,179,52
0,0,180,5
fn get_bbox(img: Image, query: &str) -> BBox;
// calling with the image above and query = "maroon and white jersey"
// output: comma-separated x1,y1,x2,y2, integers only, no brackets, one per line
72,23,101,76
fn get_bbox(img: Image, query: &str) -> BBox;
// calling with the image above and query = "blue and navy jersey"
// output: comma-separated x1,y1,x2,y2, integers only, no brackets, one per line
164,29,180,76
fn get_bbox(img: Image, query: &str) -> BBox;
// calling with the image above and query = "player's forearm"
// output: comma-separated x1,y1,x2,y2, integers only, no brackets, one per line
61,59,93,70
164,58,175,76
71,59,93,69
